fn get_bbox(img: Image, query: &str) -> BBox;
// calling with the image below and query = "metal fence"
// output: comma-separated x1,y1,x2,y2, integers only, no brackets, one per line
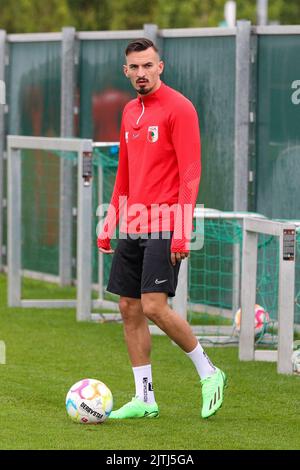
1,23,300,279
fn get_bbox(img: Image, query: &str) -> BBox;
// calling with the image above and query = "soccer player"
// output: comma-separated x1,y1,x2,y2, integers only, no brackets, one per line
97,38,227,419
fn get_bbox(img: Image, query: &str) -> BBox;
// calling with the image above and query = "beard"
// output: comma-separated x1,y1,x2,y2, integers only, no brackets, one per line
135,81,152,95
137,87,150,95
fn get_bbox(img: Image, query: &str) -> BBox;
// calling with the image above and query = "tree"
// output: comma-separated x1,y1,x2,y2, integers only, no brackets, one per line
0,0,299,33
108,0,158,30
0,0,73,33
268,0,300,25
67,0,111,31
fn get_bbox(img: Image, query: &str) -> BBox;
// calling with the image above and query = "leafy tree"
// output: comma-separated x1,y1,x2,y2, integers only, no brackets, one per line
268,0,300,25
108,0,158,30
0,0,299,33
0,0,72,33
153,0,300,28
67,0,111,31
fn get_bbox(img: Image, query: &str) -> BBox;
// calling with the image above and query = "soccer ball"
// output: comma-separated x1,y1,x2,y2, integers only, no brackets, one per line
291,349,300,375
234,304,270,337
66,378,113,424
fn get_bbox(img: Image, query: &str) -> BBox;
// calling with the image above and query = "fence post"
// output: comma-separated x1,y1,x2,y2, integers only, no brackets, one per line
257,0,268,25
143,23,158,44
0,30,6,271
234,20,251,212
98,164,104,299
7,146,21,306
76,139,93,321
233,21,251,315
278,226,295,374
59,27,76,285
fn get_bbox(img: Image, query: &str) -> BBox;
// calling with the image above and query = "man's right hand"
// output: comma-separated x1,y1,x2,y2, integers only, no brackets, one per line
97,237,114,254
98,247,114,254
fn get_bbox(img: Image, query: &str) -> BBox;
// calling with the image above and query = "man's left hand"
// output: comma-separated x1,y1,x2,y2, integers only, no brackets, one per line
170,252,189,266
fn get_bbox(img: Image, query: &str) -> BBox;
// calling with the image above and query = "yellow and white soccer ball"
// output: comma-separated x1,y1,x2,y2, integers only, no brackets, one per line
234,304,270,337
66,378,113,424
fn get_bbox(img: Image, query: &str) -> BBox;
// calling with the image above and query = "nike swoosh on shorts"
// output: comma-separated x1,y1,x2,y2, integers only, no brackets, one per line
155,279,168,284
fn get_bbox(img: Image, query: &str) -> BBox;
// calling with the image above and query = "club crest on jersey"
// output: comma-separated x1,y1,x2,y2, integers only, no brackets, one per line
147,126,159,143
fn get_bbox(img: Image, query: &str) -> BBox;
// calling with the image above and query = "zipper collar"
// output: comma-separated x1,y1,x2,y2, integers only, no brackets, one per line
135,82,165,126
138,81,164,104
136,99,145,125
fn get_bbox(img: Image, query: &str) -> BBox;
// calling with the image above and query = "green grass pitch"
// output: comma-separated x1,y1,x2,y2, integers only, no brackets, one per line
0,274,299,450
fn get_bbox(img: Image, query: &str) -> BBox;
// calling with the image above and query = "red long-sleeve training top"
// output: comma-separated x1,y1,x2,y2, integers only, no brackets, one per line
97,81,201,253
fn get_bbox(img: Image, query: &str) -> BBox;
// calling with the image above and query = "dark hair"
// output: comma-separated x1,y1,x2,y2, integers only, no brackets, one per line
125,38,159,56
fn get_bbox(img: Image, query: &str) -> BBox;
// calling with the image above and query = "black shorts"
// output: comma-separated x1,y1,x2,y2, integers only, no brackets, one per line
106,232,181,299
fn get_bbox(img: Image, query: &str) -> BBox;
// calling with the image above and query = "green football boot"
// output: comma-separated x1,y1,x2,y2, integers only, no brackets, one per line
201,368,227,418
109,397,159,419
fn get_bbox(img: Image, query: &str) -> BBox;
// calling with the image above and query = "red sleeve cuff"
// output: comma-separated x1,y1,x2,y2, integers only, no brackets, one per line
97,237,111,251
170,237,190,254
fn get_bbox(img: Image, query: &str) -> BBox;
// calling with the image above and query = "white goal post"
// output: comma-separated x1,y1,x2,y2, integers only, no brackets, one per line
161,210,299,375
7,135,116,321
240,217,297,374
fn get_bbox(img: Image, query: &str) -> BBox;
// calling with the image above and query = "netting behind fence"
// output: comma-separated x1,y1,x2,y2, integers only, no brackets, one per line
21,149,76,275
188,219,300,324
92,145,119,287
189,219,242,311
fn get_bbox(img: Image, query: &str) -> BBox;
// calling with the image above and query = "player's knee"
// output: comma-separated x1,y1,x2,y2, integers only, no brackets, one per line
118,297,141,321
141,299,161,322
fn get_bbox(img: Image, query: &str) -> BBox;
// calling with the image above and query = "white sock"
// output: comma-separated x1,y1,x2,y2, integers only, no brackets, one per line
186,342,216,380
132,364,156,404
